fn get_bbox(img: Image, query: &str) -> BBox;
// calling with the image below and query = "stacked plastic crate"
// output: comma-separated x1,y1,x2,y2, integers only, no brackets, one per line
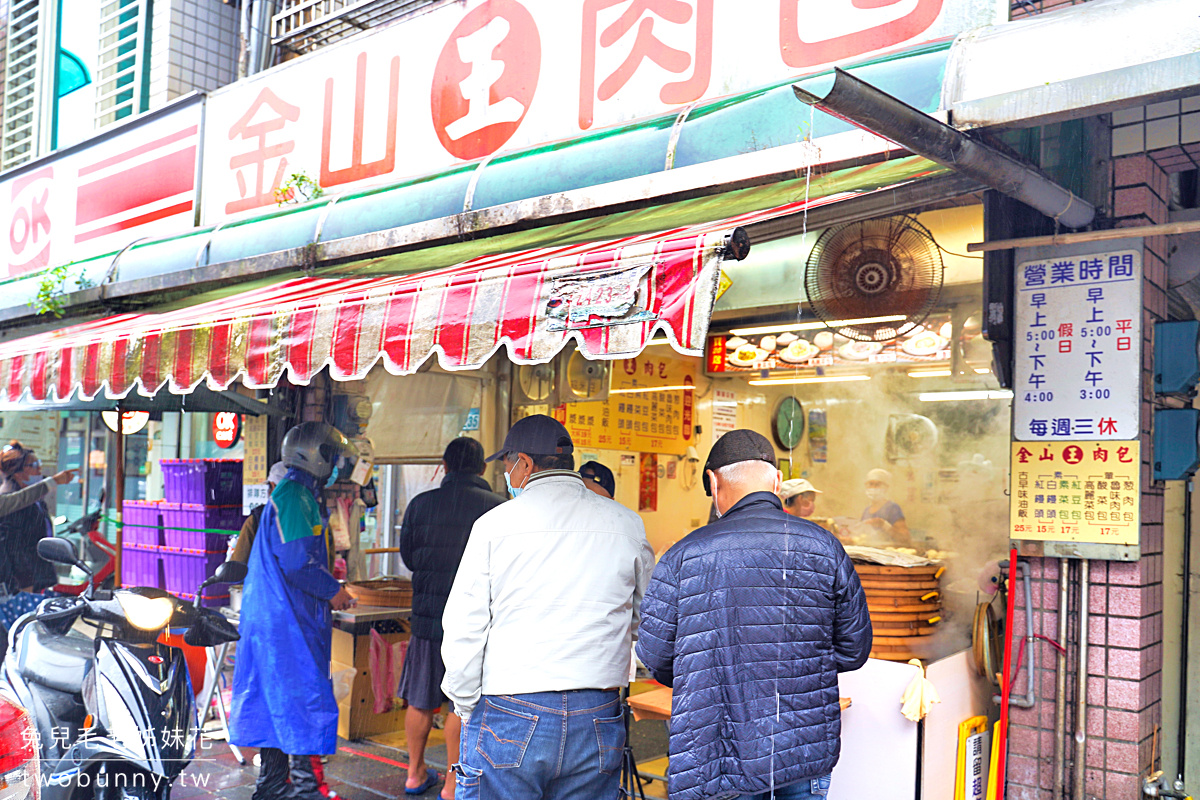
121,501,165,588
159,459,244,607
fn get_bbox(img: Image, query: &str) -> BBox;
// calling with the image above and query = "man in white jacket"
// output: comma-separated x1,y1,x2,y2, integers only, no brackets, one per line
441,414,654,800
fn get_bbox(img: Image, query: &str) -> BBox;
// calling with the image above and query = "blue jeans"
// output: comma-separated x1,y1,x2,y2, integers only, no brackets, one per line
454,690,624,800
737,774,831,800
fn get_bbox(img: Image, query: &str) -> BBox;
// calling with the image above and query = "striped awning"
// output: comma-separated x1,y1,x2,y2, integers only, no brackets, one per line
0,225,744,402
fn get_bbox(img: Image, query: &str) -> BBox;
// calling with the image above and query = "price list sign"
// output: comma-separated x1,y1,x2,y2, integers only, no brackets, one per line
1013,247,1141,441
1009,440,1140,547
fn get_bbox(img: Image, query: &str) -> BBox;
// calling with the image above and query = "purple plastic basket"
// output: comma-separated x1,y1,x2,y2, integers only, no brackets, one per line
162,548,228,600
121,544,163,589
161,504,241,550
161,460,243,505
121,501,163,547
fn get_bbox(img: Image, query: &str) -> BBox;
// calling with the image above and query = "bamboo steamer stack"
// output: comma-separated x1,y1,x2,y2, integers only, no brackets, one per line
854,562,944,662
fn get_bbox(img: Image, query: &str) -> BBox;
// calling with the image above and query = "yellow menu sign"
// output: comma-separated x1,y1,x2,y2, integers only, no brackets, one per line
557,352,697,456
1009,440,1139,546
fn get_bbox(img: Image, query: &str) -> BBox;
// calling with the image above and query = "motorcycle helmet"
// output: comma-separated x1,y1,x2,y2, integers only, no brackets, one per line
281,422,357,481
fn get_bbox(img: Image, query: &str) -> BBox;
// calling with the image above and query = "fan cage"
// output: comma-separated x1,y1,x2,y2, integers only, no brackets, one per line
804,216,945,343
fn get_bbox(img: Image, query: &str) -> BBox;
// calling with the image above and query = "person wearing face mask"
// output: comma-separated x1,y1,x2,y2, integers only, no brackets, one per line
441,414,653,800
861,468,911,543
636,430,872,800
0,441,77,593
779,478,821,518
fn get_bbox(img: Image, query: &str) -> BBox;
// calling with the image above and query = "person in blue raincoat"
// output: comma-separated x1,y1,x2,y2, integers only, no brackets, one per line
232,422,358,800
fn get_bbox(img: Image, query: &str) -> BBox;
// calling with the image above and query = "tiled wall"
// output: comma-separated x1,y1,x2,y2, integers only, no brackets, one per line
1112,98,1200,167
146,0,238,109
1006,151,1171,800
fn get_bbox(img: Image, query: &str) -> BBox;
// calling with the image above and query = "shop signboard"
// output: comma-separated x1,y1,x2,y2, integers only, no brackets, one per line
1009,440,1140,550
1012,244,1142,441
557,351,695,455
212,412,242,449
201,0,1003,223
241,415,269,485
0,97,202,279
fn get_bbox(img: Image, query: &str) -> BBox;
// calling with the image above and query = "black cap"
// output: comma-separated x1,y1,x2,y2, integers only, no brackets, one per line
579,461,616,498
486,414,574,463
702,429,778,496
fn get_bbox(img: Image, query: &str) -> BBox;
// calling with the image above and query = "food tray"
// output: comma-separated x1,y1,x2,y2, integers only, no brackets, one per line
344,579,413,608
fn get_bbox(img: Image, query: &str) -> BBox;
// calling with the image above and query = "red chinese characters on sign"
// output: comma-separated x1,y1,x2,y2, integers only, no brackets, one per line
579,0,712,130
7,167,54,276
321,52,400,190
431,0,541,161
226,89,301,215
779,0,944,69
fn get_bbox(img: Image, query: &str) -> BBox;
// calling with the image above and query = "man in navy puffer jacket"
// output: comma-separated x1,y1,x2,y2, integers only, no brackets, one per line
637,430,872,800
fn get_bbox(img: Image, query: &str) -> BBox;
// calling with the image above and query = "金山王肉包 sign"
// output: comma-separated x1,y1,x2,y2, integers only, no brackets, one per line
1009,440,1140,548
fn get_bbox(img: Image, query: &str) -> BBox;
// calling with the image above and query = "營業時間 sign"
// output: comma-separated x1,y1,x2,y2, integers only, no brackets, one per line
1009,440,1140,548
1013,244,1142,441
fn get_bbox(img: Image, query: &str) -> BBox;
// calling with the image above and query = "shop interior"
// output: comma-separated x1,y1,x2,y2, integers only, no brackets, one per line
0,198,1015,798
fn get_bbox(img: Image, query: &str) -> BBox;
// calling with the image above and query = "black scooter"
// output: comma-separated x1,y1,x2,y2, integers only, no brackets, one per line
0,538,246,800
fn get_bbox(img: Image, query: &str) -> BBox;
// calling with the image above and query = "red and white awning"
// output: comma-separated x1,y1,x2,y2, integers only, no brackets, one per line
0,225,744,402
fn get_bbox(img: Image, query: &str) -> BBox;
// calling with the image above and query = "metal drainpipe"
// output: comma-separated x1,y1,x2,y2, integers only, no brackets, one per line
1054,557,1070,800
1000,561,1037,708
1075,559,1091,800
1180,480,1193,783
792,69,1096,229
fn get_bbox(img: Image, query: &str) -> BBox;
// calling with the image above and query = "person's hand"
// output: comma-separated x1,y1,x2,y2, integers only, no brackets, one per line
52,469,78,485
330,587,357,611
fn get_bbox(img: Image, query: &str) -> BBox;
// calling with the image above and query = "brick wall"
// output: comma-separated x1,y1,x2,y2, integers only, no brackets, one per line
1006,153,1169,800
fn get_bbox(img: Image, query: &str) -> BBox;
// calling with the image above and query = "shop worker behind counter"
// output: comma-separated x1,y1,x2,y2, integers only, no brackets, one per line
397,437,504,799
441,414,654,800
231,422,358,800
637,430,872,800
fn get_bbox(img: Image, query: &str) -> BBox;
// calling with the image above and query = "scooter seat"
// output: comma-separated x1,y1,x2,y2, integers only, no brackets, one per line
17,621,93,695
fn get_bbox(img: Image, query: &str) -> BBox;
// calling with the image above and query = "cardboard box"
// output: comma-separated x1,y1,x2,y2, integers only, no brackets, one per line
331,625,409,740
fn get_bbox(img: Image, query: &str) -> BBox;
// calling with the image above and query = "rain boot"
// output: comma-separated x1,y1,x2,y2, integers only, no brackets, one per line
287,753,327,800
310,755,338,799
252,748,290,800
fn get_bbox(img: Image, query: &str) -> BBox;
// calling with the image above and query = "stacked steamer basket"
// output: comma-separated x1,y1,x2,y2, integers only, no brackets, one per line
854,562,944,661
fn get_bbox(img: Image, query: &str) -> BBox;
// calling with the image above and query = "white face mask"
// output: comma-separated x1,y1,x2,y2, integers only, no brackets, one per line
865,487,887,502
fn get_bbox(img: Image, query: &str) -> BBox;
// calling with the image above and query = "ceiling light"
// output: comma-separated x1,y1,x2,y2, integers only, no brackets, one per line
907,369,952,378
974,367,991,374
918,390,1013,402
729,315,908,337
748,375,871,386
609,384,695,394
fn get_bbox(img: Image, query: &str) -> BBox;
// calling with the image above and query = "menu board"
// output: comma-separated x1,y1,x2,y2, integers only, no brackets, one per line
705,314,956,375
557,352,696,456
1009,440,1140,547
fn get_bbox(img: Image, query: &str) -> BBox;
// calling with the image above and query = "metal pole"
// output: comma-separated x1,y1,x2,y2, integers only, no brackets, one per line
79,412,94,559
114,405,125,588
1074,559,1090,800
1054,557,1070,799
1181,481,1193,782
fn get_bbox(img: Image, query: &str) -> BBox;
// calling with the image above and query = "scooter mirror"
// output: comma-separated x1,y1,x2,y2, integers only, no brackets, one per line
37,537,85,568
211,560,248,586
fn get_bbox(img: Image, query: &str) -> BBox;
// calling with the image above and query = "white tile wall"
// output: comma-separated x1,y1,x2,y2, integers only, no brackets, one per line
1112,94,1200,161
